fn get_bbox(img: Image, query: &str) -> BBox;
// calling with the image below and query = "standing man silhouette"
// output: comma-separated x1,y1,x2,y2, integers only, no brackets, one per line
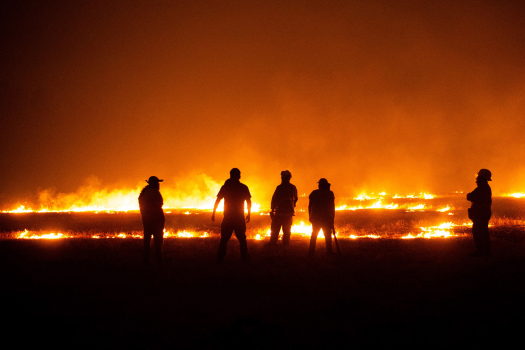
467,169,492,256
212,168,252,264
138,176,165,263
268,170,298,246
308,178,335,257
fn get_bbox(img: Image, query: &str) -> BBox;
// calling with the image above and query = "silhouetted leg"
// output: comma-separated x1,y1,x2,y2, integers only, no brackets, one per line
143,225,152,263
476,221,490,255
483,223,491,254
218,221,234,263
472,222,484,254
309,225,321,257
269,218,281,245
282,216,293,245
153,225,164,263
234,224,248,261
323,224,333,254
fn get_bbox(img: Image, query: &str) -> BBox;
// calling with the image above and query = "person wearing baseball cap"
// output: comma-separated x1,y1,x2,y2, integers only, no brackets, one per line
138,176,165,263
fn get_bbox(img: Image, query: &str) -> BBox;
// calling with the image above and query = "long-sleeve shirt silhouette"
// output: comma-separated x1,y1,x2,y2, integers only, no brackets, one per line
139,185,165,221
308,189,335,225
467,181,492,222
271,183,298,216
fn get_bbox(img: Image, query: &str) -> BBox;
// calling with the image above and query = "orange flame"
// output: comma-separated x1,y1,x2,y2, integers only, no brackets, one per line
10,219,476,240
401,222,470,239
2,174,261,213
504,192,525,198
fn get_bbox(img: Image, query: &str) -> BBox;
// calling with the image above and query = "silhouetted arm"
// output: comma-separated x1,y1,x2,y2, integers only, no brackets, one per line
246,198,251,223
308,197,312,223
467,187,480,202
270,189,277,210
211,198,221,221
330,192,335,224
270,188,278,217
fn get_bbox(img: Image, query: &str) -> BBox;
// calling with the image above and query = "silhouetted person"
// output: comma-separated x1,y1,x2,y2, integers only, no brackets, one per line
467,169,492,256
212,168,252,264
268,170,298,246
138,176,165,263
308,178,335,257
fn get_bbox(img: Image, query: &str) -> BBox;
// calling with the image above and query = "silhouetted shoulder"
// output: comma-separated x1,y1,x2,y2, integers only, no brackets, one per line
309,189,334,201
467,182,491,207
139,186,164,212
217,180,251,200
272,183,297,215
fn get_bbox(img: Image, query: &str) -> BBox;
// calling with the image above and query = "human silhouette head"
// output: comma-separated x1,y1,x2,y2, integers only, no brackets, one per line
476,169,492,182
230,168,241,180
146,176,163,189
281,170,292,183
318,178,330,190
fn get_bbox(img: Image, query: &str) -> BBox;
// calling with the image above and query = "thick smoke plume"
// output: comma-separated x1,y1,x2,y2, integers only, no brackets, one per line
1,1,525,208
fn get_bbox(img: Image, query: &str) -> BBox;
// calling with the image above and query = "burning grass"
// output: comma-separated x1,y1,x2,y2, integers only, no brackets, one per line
2,196,525,241
1,192,525,348
4,213,525,242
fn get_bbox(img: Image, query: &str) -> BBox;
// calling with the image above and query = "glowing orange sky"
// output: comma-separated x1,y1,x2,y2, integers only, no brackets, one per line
1,0,525,208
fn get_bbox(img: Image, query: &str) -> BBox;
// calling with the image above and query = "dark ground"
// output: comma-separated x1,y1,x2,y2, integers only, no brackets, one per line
1,236,525,349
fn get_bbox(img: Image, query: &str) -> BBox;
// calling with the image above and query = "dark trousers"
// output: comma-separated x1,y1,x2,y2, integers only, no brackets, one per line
309,223,333,256
472,221,490,255
143,219,164,263
218,218,248,262
269,215,293,245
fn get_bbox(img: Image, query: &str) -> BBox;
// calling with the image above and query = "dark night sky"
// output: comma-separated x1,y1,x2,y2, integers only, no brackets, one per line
1,0,525,208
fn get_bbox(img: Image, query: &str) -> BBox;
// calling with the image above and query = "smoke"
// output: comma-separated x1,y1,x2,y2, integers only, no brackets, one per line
1,0,525,207
12,174,224,211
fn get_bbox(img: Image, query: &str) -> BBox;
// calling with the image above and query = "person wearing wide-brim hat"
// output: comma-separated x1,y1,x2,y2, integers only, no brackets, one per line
467,169,492,256
138,176,165,263
308,178,335,257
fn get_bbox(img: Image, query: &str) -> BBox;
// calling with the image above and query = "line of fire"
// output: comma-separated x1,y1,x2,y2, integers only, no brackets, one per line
2,180,524,241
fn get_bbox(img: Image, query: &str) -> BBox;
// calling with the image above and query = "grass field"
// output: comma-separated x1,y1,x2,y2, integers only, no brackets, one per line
2,233,525,348
2,196,525,348
2,196,525,238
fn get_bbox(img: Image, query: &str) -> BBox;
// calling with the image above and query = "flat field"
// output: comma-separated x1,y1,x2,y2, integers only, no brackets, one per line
2,197,525,348
2,234,525,349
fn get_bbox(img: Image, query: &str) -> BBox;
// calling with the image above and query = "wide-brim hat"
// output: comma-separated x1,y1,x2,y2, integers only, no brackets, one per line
146,176,164,184
318,178,330,186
